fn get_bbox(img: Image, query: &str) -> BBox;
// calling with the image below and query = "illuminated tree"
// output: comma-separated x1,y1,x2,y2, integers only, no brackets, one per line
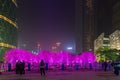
96,47,120,61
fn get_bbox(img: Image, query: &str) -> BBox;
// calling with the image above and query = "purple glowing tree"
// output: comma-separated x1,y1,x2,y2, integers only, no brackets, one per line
4,49,96,68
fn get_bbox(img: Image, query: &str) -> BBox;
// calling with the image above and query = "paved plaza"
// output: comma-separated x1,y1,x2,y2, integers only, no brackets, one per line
0,70,120,80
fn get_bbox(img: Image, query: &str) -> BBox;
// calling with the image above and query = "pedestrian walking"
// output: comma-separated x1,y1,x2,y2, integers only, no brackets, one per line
39,60,45,76
104,61,108,71
21,61,25,74
0,61,3,74
114,63,120,76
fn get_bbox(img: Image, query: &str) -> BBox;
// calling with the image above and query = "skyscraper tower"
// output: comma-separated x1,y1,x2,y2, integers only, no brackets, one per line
75,0,95,53
83,0,95,51
94,0,112,36
75,0,83,54
0,0,18,61
112,0,120,31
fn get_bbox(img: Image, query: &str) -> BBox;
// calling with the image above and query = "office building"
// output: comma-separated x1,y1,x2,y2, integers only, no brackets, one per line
112,0,120,31
109,30,120,50
0,0,18,61
94,33,110,53
75,0,95,53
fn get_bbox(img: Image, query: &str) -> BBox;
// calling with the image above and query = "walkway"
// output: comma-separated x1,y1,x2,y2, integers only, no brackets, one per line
0,70,120,80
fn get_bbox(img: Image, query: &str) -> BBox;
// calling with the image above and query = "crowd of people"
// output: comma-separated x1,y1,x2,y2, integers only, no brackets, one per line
102,61,120,76
15,60,25,75
15,60,45,76
111,61,120,76
0,60,46,76
0,61,4,74
1,60,120,76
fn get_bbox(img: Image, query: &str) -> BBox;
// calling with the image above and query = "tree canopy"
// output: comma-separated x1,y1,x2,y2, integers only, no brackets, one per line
96,47,120,61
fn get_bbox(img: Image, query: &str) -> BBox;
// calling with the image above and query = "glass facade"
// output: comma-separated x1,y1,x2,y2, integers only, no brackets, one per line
112,0,120,31
0,0,18,61
109,30,120,50
94,33,110,53
75,0,95,53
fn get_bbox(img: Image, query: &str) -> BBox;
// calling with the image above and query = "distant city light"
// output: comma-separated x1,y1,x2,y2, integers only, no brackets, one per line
67,47,73,50
32,50,38,55
56,42,61,46
52,46,57,50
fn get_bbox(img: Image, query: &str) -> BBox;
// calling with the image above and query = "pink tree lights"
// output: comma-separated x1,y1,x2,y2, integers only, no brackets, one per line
4,49,96,68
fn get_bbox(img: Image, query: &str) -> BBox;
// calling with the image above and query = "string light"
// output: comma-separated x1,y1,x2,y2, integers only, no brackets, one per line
0,42,16,48
0,15,18,29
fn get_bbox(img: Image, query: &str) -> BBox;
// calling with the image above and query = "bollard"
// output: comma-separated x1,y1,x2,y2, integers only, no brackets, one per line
28,63,31,71
89,63,92,70
8,63,11,72
95,63,98,70
70,64,73,71
46,63,48,70
76,63,79,70
101,63,104,70
62,63,64,71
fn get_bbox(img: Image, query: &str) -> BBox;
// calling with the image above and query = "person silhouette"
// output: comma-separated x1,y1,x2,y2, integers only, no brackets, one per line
104,61,108,71
40,60,45,76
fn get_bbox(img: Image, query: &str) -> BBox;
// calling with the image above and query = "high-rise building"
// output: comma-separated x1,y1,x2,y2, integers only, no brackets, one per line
83,0,95,51
112,0,120,31
75,0,83,54
94,33,110,61
94,33,110,53
110,1,120,50
94,30,120,52
94,0,112,37
0,0,18,61
109,30,120,50
75,0,95,53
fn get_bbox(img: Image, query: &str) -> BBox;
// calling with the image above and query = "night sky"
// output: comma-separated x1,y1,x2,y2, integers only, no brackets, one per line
17,0,75,51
